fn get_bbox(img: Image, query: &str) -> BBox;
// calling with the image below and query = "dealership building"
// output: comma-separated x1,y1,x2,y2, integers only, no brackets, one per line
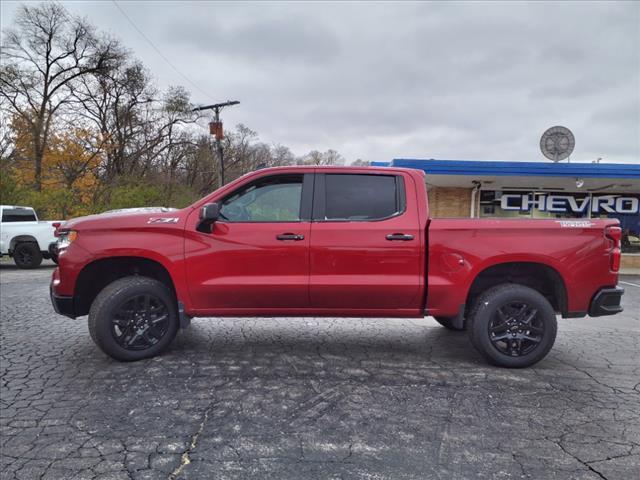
372,159,640,271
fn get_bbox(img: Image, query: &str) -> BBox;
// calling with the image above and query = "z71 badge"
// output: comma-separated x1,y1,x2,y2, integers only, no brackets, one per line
147,217,179,224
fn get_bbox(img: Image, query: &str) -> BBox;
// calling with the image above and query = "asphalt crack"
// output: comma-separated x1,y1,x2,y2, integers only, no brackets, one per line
168,405,213,480
555,441,608,480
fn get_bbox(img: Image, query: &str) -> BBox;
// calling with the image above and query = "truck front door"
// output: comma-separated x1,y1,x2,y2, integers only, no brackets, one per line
184,173,313,312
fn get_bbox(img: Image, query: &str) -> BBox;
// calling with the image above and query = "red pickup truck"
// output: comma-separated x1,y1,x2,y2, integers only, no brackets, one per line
50,166,624,367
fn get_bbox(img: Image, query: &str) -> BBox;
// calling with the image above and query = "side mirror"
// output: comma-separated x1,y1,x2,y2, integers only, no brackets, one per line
196,203,220,233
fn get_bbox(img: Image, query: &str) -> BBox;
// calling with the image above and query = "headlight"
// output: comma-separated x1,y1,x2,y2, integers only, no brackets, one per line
57,230,78,250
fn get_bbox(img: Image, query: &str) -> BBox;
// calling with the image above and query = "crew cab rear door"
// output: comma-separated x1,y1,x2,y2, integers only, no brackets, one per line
184,173,313,311
309,172,423,310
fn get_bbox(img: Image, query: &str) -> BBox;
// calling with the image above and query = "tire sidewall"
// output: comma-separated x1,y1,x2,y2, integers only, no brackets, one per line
91,278,179,362
470,285,557,368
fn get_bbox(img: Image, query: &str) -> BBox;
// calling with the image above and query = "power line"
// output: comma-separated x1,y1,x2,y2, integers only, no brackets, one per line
111,0,214,102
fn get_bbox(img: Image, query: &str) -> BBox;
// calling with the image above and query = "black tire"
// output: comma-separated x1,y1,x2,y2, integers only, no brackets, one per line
434,316,466,331
13,242,43,269
88,276,179,362
467,284,557,368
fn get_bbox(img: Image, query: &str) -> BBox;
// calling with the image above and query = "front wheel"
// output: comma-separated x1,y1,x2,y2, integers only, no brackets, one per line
467,284,557,368
88,276,179,361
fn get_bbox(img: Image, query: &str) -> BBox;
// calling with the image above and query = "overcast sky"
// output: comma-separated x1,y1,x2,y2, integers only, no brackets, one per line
2,1,639,164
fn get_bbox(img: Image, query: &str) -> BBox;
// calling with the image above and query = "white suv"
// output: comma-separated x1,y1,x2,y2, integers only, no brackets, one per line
0,205,61,269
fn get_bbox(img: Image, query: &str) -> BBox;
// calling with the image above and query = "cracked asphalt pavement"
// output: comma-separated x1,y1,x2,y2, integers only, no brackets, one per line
1,262,639,479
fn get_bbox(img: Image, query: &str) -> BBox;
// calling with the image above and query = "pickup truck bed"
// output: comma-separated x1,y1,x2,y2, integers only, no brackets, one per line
427,218,621,321
50,166,624,367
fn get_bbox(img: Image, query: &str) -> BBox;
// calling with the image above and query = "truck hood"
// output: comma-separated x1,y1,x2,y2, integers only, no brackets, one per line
60,207,187,231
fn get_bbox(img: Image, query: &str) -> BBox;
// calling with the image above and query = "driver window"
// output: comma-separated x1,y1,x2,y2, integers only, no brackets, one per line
220,175,303,222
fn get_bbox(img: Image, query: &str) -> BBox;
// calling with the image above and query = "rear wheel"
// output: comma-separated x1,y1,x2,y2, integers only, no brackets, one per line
467,284,557,368
88,276,179,361
434,316,465,331
13,243,43,269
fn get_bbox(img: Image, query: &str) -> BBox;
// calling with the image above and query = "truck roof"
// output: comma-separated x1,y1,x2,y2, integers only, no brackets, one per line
252,165,417,171
245,165,425,176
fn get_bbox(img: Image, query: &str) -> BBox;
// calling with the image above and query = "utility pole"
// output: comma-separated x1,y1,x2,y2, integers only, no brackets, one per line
193,100,240,187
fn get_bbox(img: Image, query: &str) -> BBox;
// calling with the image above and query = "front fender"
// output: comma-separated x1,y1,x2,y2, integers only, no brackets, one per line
58,228,191,311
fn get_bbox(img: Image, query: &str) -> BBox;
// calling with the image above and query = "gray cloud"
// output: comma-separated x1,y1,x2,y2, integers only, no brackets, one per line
171,16,340,63
1,0,638,164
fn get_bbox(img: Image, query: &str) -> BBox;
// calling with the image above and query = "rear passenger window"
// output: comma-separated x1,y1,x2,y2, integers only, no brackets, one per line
324,174,403,220
1,209,37,222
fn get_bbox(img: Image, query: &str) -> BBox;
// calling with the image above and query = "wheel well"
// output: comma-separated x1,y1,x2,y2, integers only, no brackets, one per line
74,257,176,316
465,262,567,317
10,235,38,252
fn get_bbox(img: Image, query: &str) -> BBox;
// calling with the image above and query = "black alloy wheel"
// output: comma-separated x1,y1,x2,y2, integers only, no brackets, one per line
18,249,32,265
488,302,544,357
111,294,170,350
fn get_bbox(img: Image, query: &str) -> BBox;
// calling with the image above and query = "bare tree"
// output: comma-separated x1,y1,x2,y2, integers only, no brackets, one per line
351,158,370,166
271,144,295,167
322,149,344,166
0,3,122,190
72,55,197,187
223,123,258,176
0,110,15,163
70,60,149,179
298,149,345,166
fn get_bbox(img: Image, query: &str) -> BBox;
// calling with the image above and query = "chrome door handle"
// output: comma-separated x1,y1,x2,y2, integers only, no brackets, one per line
276,233,305,241
386,233,414,241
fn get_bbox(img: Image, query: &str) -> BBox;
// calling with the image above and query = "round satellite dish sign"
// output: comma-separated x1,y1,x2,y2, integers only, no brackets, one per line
540,126,575,162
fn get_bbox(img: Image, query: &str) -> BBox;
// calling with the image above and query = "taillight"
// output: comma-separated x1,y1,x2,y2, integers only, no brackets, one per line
52,222,61,237
605,226,621,272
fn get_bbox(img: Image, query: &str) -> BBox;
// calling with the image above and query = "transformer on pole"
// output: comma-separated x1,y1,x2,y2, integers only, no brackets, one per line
193,100,240,187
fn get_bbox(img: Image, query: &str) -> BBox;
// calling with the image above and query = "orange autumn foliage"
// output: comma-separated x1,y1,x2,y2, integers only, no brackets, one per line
10,115,103,217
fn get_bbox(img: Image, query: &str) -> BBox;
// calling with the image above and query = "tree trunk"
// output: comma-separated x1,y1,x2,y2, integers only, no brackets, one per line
33,138,43,191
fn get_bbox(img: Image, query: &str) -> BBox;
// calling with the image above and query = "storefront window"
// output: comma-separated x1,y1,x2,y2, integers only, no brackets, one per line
479,191,640,253
479,191,532,218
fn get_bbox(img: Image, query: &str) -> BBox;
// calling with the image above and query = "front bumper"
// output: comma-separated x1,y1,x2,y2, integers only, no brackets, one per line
589,286,624,317
50,286,76,319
